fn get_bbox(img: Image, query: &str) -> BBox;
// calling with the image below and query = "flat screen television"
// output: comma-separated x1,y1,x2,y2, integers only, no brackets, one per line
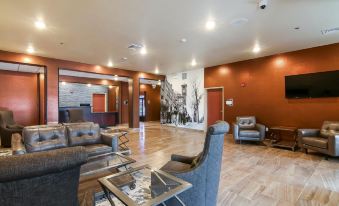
285,70,339,99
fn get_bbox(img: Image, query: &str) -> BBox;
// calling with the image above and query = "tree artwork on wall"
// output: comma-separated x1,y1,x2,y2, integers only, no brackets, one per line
160,69,205,130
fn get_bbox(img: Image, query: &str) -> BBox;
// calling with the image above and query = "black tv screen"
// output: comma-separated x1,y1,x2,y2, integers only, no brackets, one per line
285,70,339,99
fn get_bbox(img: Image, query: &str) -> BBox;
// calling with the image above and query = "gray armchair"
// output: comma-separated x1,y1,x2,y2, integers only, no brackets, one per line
160,121,229,206
0,110,24,147
0,146,88,206
298,121,339,158
233,116,266,143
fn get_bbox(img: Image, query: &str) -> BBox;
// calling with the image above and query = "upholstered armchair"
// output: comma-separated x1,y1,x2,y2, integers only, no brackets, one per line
233,116,266,143
298,121,339,158
0,110,24,147
67,109,86,123
0,146,88,206
160,121,229,206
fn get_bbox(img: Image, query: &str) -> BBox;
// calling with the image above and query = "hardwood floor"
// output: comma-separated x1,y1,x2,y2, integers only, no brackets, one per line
120,122,339,206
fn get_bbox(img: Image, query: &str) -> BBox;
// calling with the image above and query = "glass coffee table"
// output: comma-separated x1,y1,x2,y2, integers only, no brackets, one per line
98,165,192,206
81,152,136,176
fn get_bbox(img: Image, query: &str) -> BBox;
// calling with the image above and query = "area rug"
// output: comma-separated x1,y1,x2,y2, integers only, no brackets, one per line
0,148,12,156
95,170,152,206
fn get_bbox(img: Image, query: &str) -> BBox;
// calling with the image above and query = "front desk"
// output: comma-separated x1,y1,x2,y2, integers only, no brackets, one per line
59,106,119,127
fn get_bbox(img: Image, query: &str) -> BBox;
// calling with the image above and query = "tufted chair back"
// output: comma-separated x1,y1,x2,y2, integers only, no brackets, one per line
236,116,256,129
23,125,68,153
321,121,339,138
0,110,16,128
66,122,101,146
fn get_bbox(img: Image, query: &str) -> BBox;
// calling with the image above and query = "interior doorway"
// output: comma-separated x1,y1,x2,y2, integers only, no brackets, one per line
206,88,224,126
92,93,107,112
139,93,146,122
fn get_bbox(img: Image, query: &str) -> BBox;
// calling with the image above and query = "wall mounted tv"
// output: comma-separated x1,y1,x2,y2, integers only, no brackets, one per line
285,70,339,99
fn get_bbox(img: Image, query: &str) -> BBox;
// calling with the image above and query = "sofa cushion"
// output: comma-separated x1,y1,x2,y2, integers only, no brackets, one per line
84,144,112,157
237,116,256,129
23,126,68,153
66,123,101,146
160,160,191,173
239,130,260,138
320,121,339,138
303,137,328,149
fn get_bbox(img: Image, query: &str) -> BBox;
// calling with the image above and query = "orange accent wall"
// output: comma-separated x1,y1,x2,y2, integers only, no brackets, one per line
0,70,39,125
204,43,339,129
0,51,165,128
140,84,161,121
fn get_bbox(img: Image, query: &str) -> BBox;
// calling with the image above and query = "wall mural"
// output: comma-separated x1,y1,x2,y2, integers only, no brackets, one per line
160,68,204,130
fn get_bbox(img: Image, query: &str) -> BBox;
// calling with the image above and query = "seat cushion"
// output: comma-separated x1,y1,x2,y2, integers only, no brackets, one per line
66,123,101,146
23,126,68,153
303,137,328,149
84,144,112,157
239,129,260,138
160,161,191,173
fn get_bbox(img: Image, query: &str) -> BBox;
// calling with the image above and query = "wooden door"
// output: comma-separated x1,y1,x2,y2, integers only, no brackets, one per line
207,88,223,126
92,94,106,112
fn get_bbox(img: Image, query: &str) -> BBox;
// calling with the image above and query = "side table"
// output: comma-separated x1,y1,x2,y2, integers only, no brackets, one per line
269,126,298,151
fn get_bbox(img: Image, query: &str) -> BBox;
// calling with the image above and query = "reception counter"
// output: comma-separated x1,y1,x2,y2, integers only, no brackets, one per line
59,106,119,127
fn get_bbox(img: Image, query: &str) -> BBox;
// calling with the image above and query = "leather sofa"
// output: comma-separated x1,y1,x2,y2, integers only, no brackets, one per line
0,110,24,148
0,146,87,206
11,122,118,157
160,121,229,206
298,121,339,158
233,116,266,143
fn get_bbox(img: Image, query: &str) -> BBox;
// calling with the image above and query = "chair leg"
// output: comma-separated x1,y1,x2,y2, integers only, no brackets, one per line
304,148,308,154
324,155,329,160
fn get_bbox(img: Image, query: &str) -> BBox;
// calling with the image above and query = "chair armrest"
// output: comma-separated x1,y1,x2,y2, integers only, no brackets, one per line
233,123,239,140
11,133,26,155
298,129,320,137
256,123,266,140
171,154,196,164
101,134,118,152
327,133,339,156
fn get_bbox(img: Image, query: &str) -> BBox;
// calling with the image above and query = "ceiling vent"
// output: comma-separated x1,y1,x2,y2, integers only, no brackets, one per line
127,43,143,50
321,27,339,35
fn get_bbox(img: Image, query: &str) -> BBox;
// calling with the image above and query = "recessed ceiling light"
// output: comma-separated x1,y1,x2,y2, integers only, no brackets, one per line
114,75,118,81
140,47,147,55
252,45,261,53
34,20,46,30
107,61,113,67
205,20,216,30
27,46,35,54
109,85,113,89
191,59,197,66
61,81,67,85
180,38,187,43
87,84,92,87
155,67,159,74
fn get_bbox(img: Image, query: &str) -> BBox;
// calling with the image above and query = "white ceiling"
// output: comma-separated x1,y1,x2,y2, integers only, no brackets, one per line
0,0,339,74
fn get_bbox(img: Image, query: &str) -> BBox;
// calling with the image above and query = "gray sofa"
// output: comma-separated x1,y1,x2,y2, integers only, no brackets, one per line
11,122,117,156
233,116,266,143
0,110,24,148
0,146,88,206
160,121,229,206
298,121,339,158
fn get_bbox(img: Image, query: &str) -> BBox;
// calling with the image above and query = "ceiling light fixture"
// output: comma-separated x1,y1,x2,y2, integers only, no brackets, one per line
27,46,35,54
140,47,147,55
109,85,113,89
34,20,46,30
155,67,159,74
61,81,67,85
87,84,92,87
114,75,118,81
252,44,261,53
205,20,216,30
107,61,113,67
191,59,197,66
180,38,187,43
